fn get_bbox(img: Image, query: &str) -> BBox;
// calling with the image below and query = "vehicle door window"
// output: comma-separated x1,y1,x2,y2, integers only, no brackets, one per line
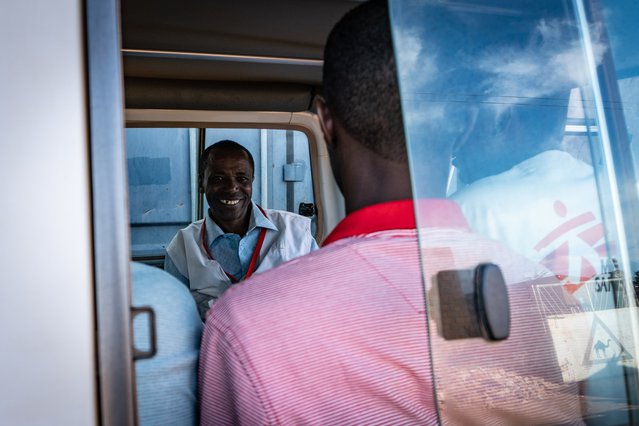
391,0,639,423
126,127,317,265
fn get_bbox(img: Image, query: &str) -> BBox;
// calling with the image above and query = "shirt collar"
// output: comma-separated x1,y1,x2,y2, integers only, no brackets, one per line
322,199,469,246
249,201,278,233
205,201,277,246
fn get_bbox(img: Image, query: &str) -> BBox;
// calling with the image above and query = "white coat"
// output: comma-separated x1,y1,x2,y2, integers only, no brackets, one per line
165,208,315,316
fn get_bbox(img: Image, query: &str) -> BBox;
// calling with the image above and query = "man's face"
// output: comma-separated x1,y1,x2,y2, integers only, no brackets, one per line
202,148,254,229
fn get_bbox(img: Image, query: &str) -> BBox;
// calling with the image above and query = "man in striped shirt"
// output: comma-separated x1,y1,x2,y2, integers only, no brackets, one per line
198,1,583,424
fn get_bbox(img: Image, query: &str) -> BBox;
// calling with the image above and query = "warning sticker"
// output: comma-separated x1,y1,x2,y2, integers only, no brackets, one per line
547,308,638,382
581,315,633,366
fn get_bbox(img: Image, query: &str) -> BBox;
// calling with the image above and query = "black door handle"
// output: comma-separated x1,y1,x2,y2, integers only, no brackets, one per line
434,263,510,342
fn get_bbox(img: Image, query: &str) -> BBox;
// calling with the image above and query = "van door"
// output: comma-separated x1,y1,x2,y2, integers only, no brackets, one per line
1,0,99,424
391,0,639,423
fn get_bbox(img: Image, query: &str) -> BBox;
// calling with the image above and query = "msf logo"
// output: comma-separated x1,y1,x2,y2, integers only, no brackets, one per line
534,200,606,295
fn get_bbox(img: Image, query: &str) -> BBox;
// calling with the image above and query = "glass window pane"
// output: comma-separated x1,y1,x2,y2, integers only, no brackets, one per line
391,0,639,423
126,128,197,263
126,127,318,265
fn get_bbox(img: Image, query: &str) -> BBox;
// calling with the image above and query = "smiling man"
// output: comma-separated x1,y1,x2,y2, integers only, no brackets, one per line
164,140,318,319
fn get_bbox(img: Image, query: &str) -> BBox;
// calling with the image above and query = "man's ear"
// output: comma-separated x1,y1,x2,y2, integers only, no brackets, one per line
314,96,336,149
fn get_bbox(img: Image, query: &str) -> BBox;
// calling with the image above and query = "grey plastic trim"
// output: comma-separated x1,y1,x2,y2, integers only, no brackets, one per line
85,0,136,423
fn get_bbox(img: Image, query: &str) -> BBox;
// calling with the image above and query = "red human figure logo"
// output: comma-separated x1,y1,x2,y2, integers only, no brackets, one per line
534,200,606,294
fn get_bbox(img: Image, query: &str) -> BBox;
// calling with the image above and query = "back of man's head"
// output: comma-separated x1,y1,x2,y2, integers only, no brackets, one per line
323,0,406,162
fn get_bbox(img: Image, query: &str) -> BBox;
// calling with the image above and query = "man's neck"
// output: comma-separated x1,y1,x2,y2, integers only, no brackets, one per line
328,122,414,214
342,152,413,215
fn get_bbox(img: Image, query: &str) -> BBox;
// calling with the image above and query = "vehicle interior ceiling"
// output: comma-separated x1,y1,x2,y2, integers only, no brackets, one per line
120,0,362,112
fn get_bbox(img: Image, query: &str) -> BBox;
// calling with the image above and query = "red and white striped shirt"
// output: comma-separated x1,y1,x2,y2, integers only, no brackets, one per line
199,200,582,425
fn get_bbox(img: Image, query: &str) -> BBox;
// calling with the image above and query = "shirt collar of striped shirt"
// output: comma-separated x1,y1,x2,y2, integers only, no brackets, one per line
322,199,469,246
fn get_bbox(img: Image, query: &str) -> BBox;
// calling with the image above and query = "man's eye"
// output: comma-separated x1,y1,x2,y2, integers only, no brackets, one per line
237,177,249,184
211,176,224,182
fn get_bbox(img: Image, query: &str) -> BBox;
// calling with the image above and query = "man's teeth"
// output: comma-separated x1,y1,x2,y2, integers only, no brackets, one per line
220,199,240,205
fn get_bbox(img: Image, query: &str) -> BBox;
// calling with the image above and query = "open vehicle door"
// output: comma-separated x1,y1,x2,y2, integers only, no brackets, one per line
391,0,639,424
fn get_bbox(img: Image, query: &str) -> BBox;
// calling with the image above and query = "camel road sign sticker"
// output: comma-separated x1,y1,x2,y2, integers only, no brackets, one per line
547,308,637,383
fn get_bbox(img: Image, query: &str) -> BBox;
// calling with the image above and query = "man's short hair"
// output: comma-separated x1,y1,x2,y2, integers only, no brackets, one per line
199,140,255,178
323,0,407,162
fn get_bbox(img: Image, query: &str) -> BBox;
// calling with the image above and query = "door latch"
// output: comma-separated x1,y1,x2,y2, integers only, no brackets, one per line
433,263,509,341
